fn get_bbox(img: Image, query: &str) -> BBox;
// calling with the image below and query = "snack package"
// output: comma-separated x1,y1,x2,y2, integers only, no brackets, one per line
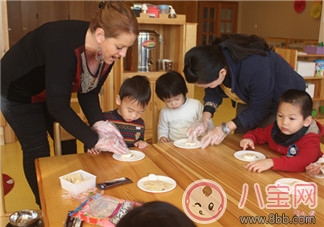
71,193,141,226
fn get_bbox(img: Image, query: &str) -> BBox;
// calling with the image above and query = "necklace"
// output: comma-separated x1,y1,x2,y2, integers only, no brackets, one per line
80,52,104,93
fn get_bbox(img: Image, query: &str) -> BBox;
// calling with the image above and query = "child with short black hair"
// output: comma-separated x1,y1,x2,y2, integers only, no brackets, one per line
105,75,151,148
116,201,196,227
240,89,324,172
155,71,211,142
88,75,151,154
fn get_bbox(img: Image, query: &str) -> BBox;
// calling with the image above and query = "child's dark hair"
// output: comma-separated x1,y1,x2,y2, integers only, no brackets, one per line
155,71,188,101
119,75,151,108
116,201,196,227
278,89,313,119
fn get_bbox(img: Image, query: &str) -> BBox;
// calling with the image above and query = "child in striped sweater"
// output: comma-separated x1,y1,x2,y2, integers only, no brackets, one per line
103,75,151,149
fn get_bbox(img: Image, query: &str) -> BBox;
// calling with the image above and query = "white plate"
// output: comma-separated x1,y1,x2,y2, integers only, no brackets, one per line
233,150,266,162
173,138,202,149
112,150,145,162
274,178,308,194
137,174,176,193
315,173,324,179
314,160,324,178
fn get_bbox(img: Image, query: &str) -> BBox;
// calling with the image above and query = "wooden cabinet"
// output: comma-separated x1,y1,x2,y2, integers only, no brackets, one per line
101,14,197,143
197,1,238,45
6,1,101,48
7,1,71,48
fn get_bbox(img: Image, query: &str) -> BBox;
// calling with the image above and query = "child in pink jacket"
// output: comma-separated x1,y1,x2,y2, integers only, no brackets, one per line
240,89,324,173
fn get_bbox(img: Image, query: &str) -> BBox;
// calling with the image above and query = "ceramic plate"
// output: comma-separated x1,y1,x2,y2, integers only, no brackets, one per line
112,150,145,162
274,178,308,194
315,159,324,178
173,138,202,149
137,174,176,193
315,173,324,179
234,150,266,162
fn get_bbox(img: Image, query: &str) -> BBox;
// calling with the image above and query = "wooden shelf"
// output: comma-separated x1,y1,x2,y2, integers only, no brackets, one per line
265,37,318,51
297,54,324,107
298,54,324,58
101,17,197,143
303,76,324,80
137,13,186,25
122,71,169,81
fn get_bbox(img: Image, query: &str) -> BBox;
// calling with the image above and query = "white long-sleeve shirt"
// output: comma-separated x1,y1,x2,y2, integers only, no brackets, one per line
158,98,211,141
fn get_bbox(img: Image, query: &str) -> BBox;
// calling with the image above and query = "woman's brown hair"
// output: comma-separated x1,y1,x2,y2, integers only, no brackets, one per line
89,1,139,38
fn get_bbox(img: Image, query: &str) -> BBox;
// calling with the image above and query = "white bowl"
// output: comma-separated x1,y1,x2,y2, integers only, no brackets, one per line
59,169,96,194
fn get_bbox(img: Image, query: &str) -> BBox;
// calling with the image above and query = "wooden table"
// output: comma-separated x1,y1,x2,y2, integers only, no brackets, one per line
35,145,191,227
36,134,324,226
153,135,324,226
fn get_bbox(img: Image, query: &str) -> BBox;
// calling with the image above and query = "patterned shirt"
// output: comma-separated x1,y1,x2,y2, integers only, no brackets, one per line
103,109,145,148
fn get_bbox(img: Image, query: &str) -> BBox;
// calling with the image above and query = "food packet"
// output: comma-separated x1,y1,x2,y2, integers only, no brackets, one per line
71,193,141,226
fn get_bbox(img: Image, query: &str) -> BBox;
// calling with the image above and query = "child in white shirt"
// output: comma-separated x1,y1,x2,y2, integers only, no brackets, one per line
155,71,212,142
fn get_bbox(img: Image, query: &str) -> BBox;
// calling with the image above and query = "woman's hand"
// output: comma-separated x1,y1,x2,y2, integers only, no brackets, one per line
91,120,129,155
92,121,124,140
93,134,129,155
187,120,209,142
245,159,274,173
200,125,227,148
134,140,148,149
240,138,255,150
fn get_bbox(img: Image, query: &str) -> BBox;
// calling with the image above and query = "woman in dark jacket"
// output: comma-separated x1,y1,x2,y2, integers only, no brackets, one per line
184,34,306,148
1,1,138,206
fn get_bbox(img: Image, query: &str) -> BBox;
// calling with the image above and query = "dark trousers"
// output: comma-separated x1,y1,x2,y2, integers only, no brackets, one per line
1,97,76,206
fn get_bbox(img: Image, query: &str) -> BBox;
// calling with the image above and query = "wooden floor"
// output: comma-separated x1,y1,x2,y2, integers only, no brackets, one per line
0,87,235,224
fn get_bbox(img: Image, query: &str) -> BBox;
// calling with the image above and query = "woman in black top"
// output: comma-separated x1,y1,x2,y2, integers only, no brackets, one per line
1,1,138,206
184,34,305,148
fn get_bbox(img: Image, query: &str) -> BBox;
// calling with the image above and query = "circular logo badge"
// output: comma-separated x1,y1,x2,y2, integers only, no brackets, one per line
182,179,227,224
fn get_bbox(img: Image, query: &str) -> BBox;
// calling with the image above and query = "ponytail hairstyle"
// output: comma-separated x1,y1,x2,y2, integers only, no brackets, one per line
89,1,139,38
211,34,271,61
183,45,227,84
183,34,272,85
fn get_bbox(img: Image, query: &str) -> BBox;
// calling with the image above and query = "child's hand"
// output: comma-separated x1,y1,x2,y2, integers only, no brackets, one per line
134,140,148,149
87,148,101,155
305,163,321,177
245,158,274,173
240,138,255,150
159,137,169,143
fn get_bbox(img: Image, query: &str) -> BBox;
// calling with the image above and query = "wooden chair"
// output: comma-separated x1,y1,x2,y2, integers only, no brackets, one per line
274,48,298,70
53,95,85,156
53,122,77,156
